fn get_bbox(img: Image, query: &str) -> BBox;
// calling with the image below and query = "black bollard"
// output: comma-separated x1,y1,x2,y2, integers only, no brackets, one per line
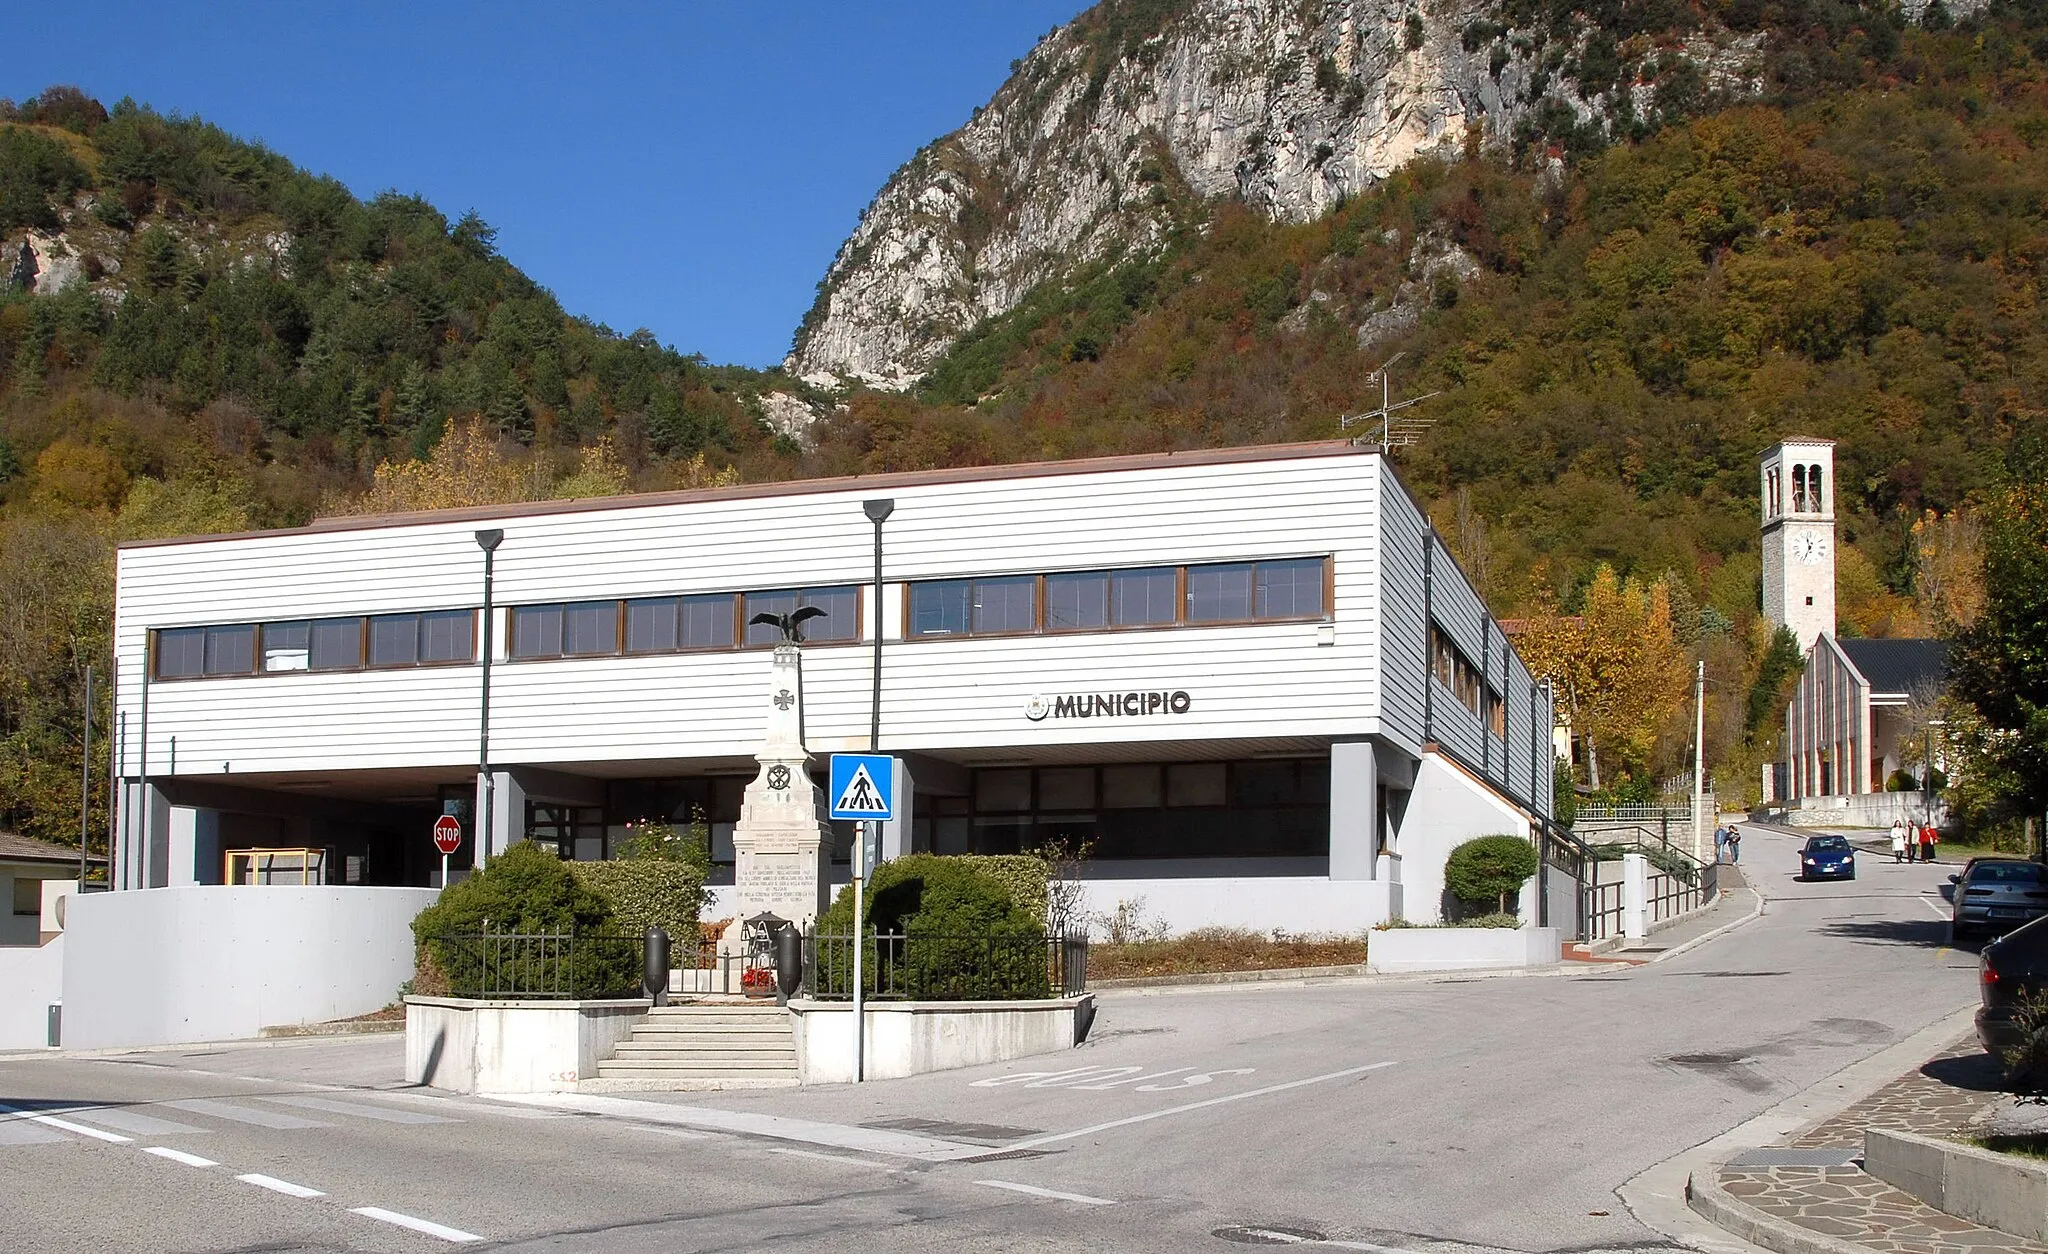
643,927,670,1006
774,924,803,1006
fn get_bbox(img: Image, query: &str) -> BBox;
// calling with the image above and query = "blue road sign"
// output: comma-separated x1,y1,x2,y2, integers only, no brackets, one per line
829,753,895,821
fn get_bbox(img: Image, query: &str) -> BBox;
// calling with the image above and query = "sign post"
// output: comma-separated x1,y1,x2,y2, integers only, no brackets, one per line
433,814,463,890
829,754,895,1084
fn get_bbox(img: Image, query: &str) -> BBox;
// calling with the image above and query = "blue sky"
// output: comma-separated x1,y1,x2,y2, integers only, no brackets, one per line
11,3,1090,368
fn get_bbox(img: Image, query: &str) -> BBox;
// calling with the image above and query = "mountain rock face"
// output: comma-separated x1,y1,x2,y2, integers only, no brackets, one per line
787,0,1760,389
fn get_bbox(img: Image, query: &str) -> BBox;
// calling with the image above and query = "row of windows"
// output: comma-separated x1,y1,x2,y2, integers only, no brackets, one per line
510,586,859,660
909,558,1327,638
149,556,1331,679
1429,625,1505,737
156,612,476,679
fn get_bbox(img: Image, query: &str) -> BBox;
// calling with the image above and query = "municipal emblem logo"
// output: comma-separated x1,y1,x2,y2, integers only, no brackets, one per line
1024,695,1050,722
766,764,791,790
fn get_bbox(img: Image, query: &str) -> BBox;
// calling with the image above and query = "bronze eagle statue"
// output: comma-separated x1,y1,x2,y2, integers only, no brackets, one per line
748,605,828,643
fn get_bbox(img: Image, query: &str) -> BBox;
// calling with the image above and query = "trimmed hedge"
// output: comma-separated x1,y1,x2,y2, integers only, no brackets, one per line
956,854,1050,923
410,842,637,997
569,859,706,955
817,854,1049,999
1444,835,1539,914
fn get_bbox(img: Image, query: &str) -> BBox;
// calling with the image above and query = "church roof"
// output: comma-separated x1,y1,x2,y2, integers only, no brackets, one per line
1838,638,1949,697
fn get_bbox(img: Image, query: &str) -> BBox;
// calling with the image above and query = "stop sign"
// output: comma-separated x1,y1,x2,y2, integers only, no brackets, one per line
433,814,463,856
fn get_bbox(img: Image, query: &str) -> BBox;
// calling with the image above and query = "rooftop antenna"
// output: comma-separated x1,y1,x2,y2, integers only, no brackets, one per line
1339,352,1440,449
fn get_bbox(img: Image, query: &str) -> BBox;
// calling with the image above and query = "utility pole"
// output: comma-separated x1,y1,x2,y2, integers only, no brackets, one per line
79,664,93,888
1691,660,1707,865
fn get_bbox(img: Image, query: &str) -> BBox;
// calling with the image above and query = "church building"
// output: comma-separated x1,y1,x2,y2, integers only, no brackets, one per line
1764,439,1949,824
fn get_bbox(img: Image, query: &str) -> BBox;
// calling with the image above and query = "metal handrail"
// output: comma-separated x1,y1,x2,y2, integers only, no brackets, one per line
427,928,642,999
803,929,1087,1001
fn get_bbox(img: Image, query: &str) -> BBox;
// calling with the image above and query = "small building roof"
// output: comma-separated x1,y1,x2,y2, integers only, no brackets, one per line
1838,638,1949,698
0,831,103,866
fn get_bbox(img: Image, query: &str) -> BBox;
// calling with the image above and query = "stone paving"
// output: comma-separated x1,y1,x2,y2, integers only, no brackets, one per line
1716,1038,2047,1254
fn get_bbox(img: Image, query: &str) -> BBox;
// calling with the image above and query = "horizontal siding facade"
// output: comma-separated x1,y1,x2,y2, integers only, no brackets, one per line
115,449,1389,777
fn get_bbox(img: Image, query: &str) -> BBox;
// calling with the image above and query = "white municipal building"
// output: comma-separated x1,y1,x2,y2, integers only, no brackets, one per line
109,442,1560,932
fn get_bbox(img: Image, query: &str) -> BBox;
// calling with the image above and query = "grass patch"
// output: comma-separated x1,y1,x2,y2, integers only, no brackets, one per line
1088,927,1370,981
1376,913,1523,929
1974,1134,2048,1160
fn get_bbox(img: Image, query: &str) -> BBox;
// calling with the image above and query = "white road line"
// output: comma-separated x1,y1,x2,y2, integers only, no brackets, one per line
237,1173,325,1199
497,1092,984,1160
144,1146,218,1168
349,1206,481,1243
55,1106,205,1136
1004,1060,1399,1151
164,1098,332,1130
260,1094,457,1125
1922,896,1951,918
976,1179,1117,1206
0,1104,134,1144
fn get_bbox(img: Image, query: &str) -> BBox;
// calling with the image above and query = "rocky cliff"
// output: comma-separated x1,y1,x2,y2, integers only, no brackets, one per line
787,0,1767,389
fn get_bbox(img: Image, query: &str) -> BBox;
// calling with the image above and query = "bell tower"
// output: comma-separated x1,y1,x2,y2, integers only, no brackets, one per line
1760,438,1836,652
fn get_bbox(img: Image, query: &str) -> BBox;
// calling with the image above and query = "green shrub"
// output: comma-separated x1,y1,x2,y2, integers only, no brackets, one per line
410,842,636,998
1444,835,1539,914
817,854,1048,999
957,854,1050,923
569,859,706,955
1887,768,1920,792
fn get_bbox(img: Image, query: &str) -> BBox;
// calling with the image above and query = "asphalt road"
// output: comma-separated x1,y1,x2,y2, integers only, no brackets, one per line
0,827,1978,1254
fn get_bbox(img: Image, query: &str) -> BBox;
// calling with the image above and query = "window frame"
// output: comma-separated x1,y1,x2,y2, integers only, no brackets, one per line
903,556,1332,643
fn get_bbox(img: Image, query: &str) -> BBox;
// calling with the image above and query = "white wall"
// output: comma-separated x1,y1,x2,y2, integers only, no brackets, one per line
790,997,1088,1084
114,448,1387,779
1395,752,1533,924
63,886,438,1049
0,934,64,1049
1076,859,1394,936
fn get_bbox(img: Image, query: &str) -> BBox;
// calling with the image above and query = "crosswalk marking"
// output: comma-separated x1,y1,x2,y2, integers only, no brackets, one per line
59,1107,206,1137
0,1104,134,1144
238,1173,324,1199
260,1095,458,1125
144,1146,218,1168
162,1098,333,1130
0,1120,66,1147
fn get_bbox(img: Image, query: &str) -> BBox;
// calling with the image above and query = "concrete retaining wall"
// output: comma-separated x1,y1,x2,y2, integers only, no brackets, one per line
404,996,650,1094
62,886,439,1049
1866,1127,2048,1239
1366,926,1560,974
1784,794,1949,829
0,934,65,1049
788,996,1094,1084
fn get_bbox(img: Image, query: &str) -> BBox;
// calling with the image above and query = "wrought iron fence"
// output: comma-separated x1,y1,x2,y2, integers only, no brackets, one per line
803,930,1087,1001
427,928,642,1000
1646,868,1704,925
1582,877,1626,942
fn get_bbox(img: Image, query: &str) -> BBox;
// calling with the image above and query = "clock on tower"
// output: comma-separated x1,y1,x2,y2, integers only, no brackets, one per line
1760,438,1837,652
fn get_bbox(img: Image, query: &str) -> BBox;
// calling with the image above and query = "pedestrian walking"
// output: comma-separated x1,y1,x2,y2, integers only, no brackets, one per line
1919,821,1938,864
1727,826,1742,864
1714,824,1729,864
1890,818,1908,863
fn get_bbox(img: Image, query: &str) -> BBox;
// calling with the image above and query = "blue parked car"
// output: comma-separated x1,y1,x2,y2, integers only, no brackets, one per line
1799,835,1856,881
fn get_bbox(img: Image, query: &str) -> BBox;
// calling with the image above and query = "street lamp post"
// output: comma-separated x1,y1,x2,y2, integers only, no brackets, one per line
854,499,892,1086
862,499,894,754
475,529,504,873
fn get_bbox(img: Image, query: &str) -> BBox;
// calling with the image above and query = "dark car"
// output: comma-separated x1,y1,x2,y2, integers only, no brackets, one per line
1799,835,1856,881
1951,858,2048,943
1977,914,2048,1061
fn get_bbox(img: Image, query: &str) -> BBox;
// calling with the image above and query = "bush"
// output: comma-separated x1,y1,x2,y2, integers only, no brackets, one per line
816,854,1048,999
958,854,1050,924
1444,835,1539,914
1887,769,1920,792
410,842,636,998
569,859,706,955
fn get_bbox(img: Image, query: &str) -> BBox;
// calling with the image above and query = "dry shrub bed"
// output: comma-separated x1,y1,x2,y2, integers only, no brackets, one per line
1088,927,1369,981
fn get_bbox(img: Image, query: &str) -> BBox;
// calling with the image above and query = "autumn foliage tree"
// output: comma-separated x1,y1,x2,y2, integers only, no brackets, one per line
1516,566,1689,791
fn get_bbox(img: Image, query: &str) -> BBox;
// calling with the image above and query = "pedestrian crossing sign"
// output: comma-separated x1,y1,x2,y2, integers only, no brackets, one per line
828,753,895,821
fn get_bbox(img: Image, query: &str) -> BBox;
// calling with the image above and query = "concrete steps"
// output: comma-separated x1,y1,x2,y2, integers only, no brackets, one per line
593,1002,798,1088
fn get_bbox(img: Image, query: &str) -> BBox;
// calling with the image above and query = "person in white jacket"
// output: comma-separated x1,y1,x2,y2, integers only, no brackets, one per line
1890,818,1908,863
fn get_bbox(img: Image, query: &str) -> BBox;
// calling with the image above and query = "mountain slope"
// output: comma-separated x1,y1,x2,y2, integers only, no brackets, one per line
786,0,1933,388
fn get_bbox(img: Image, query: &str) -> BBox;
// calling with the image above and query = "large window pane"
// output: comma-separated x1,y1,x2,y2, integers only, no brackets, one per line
156,628,206,679
1233,760,1298,807
801,587,858,642
1166,762,1228,807
1256,558,1325,618
512,605,564,658
974,769,1033,813
1045,571,1109,632
973,577,1036,634
205,624,256,675
368,614,419,667
625,598,679,652
1101,765,1162,809
262,621,311,672
1112,567,1177,626
563,601,618,656
743,590,797,646
1185,563,1253,623
681,594,735,649
910,581,970,637
310,618,363,670
1038,767,1096,811
420,610,474,663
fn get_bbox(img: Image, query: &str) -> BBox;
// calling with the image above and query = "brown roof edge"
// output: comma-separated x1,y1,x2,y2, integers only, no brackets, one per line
119,440,1371,550
0,831,106,864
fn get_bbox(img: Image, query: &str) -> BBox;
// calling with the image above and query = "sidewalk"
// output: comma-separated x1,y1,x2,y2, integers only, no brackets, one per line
1572,864,1764,965
1691,1031,2042,1254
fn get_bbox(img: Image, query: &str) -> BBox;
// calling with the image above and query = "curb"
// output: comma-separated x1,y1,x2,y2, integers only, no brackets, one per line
259,1020,403,1038
1643,881,1766,967
1686,1170,1874,1254
1090,962,1373,989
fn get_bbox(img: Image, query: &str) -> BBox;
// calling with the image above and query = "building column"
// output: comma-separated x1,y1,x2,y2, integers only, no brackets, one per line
476,768,528,865
118,781,173,889
166,806,222,886
1329,741,1379,881
879,759,916,864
